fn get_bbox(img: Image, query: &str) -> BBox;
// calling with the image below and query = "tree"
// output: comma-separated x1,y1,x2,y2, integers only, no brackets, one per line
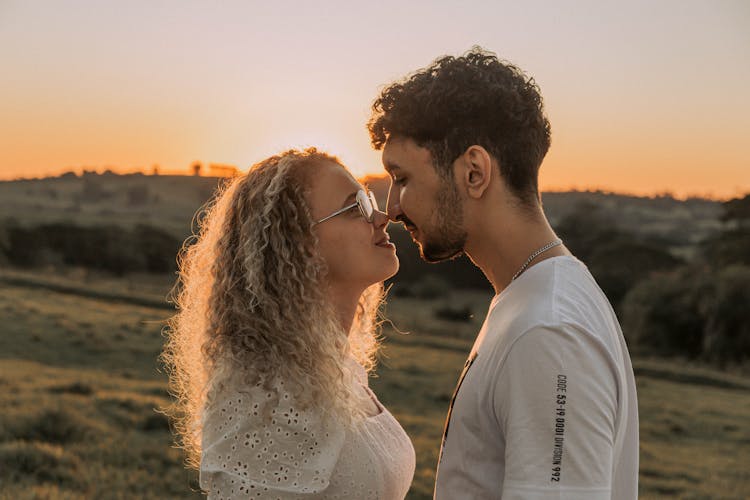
555,202,683,310
127,184,150,206
701,194,750,267
621,267,711,359
702,265,750,366
587,241,683,311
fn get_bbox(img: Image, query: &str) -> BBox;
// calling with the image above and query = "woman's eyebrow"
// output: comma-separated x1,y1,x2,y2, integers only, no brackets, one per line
340,191,358,208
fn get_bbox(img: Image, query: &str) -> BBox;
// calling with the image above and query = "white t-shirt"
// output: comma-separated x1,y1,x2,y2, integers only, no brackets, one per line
434,256,639,500
200,358,415,499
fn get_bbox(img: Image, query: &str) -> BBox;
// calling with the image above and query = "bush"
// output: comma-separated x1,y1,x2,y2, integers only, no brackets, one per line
390,283,415,297
701,228,750,267
140,411,171,432
134,224,179,273
621,267,710,359
48,382,94,396
587,240,683,311
622,264,750,367
434,303,473,322
1,222,180,275
13,408,91,444
80,178,111,203
410,275,451,299
127,183,150,206
702,265,750,366
0,441,81,486
554,202,623,263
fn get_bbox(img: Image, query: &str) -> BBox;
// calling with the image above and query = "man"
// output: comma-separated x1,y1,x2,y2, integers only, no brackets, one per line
367,48,639,499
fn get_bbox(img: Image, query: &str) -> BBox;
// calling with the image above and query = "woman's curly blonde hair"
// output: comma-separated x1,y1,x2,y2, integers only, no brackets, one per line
162,148,384,468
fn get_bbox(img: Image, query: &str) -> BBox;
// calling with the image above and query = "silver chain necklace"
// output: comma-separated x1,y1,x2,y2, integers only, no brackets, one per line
511,238,563,282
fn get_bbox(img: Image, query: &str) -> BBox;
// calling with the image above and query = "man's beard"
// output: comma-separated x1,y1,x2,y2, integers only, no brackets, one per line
419,179,467,263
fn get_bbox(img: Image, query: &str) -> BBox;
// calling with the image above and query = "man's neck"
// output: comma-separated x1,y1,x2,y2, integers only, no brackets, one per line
464,208,568,295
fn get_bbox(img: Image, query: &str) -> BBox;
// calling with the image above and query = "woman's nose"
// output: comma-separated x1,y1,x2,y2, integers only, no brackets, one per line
372,209,389,228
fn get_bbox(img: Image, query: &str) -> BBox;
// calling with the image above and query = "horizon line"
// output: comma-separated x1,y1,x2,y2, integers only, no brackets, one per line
0,167,746,203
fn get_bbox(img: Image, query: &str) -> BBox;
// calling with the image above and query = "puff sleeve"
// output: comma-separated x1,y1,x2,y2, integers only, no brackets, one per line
200,378,346,499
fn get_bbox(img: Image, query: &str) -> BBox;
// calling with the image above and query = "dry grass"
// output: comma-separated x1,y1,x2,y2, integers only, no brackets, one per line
1,274,749,499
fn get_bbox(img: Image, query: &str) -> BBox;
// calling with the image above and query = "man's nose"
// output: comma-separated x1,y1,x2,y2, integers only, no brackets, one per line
386,186,402,222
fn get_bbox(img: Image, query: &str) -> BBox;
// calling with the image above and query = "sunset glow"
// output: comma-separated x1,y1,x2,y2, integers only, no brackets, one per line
1,0,748,199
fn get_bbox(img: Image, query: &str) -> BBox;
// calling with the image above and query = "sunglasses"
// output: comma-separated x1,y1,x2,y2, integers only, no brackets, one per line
315,189,379,225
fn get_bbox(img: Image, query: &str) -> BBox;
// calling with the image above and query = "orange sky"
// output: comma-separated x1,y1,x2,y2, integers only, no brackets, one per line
1,1,748,199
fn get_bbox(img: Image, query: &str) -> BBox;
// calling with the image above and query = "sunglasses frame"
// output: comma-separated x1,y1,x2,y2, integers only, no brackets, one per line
315,189,378,225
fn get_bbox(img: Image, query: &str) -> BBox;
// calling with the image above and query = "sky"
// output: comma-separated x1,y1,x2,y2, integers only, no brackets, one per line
0,0,748,199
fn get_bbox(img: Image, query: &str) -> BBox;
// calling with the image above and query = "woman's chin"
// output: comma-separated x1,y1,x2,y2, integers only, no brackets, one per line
365,257,400,287
382,255,400,282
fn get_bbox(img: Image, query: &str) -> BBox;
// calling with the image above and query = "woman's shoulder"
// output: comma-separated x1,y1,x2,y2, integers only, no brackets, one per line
200,372,348,495
204,371,350,449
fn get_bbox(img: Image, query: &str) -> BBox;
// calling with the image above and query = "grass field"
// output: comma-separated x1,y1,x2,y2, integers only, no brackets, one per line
1,270,749,499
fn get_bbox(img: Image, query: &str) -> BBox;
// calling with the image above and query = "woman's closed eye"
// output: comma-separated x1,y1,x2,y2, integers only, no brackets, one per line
346,205,361,216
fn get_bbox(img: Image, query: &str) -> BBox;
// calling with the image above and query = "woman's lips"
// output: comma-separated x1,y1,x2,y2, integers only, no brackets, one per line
375,235,395,248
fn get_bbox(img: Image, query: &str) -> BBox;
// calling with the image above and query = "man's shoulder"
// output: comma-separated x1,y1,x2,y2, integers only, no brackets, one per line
481,256,619,358
507,256,613,321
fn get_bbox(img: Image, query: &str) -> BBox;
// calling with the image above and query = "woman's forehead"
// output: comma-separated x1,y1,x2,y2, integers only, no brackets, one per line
312,161,360,190
307,161,362,211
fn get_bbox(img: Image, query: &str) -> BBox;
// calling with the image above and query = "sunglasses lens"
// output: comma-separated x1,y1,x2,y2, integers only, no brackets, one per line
369,192,379,212
357,190,376,221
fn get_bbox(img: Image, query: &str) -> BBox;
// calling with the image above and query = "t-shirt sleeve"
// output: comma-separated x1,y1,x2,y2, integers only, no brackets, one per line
199,380,346,499
491,325,619,500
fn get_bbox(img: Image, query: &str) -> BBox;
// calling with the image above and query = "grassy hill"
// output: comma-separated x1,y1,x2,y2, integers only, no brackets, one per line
0,173,223,239
1,270,749,499
1,172,724,245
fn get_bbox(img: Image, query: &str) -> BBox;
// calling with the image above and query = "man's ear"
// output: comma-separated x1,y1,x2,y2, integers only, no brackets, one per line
456,145,492,199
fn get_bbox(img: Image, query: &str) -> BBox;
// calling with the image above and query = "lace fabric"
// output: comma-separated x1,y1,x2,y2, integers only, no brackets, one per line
200,359,415,499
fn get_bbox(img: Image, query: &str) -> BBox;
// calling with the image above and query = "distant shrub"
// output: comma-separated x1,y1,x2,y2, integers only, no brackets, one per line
95,396,158,428
5,225,46,266
48,382,94,396
127,183,150,206
411,275,451,299
0,223,9,267
0,441,81,486
554,201,622,263
390,283,415,297
434,303,473,322
13,408,91,444
702,265,750,367
553,201,686,311
134,224,178,273
80,178,111,203
621,267,709,359
719,193,750,224
622,264,750,367
1,222,180,275
140,411,171,432
701,228,750,267
587,240,684,311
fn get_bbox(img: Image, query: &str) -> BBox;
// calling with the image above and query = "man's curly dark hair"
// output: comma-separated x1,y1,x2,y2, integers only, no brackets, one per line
368,47,551,205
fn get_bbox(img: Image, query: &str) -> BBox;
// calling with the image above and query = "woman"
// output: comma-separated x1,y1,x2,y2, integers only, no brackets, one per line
163,148,415,499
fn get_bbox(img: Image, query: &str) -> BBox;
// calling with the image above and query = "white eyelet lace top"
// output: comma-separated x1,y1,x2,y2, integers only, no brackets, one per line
200,358,415,499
